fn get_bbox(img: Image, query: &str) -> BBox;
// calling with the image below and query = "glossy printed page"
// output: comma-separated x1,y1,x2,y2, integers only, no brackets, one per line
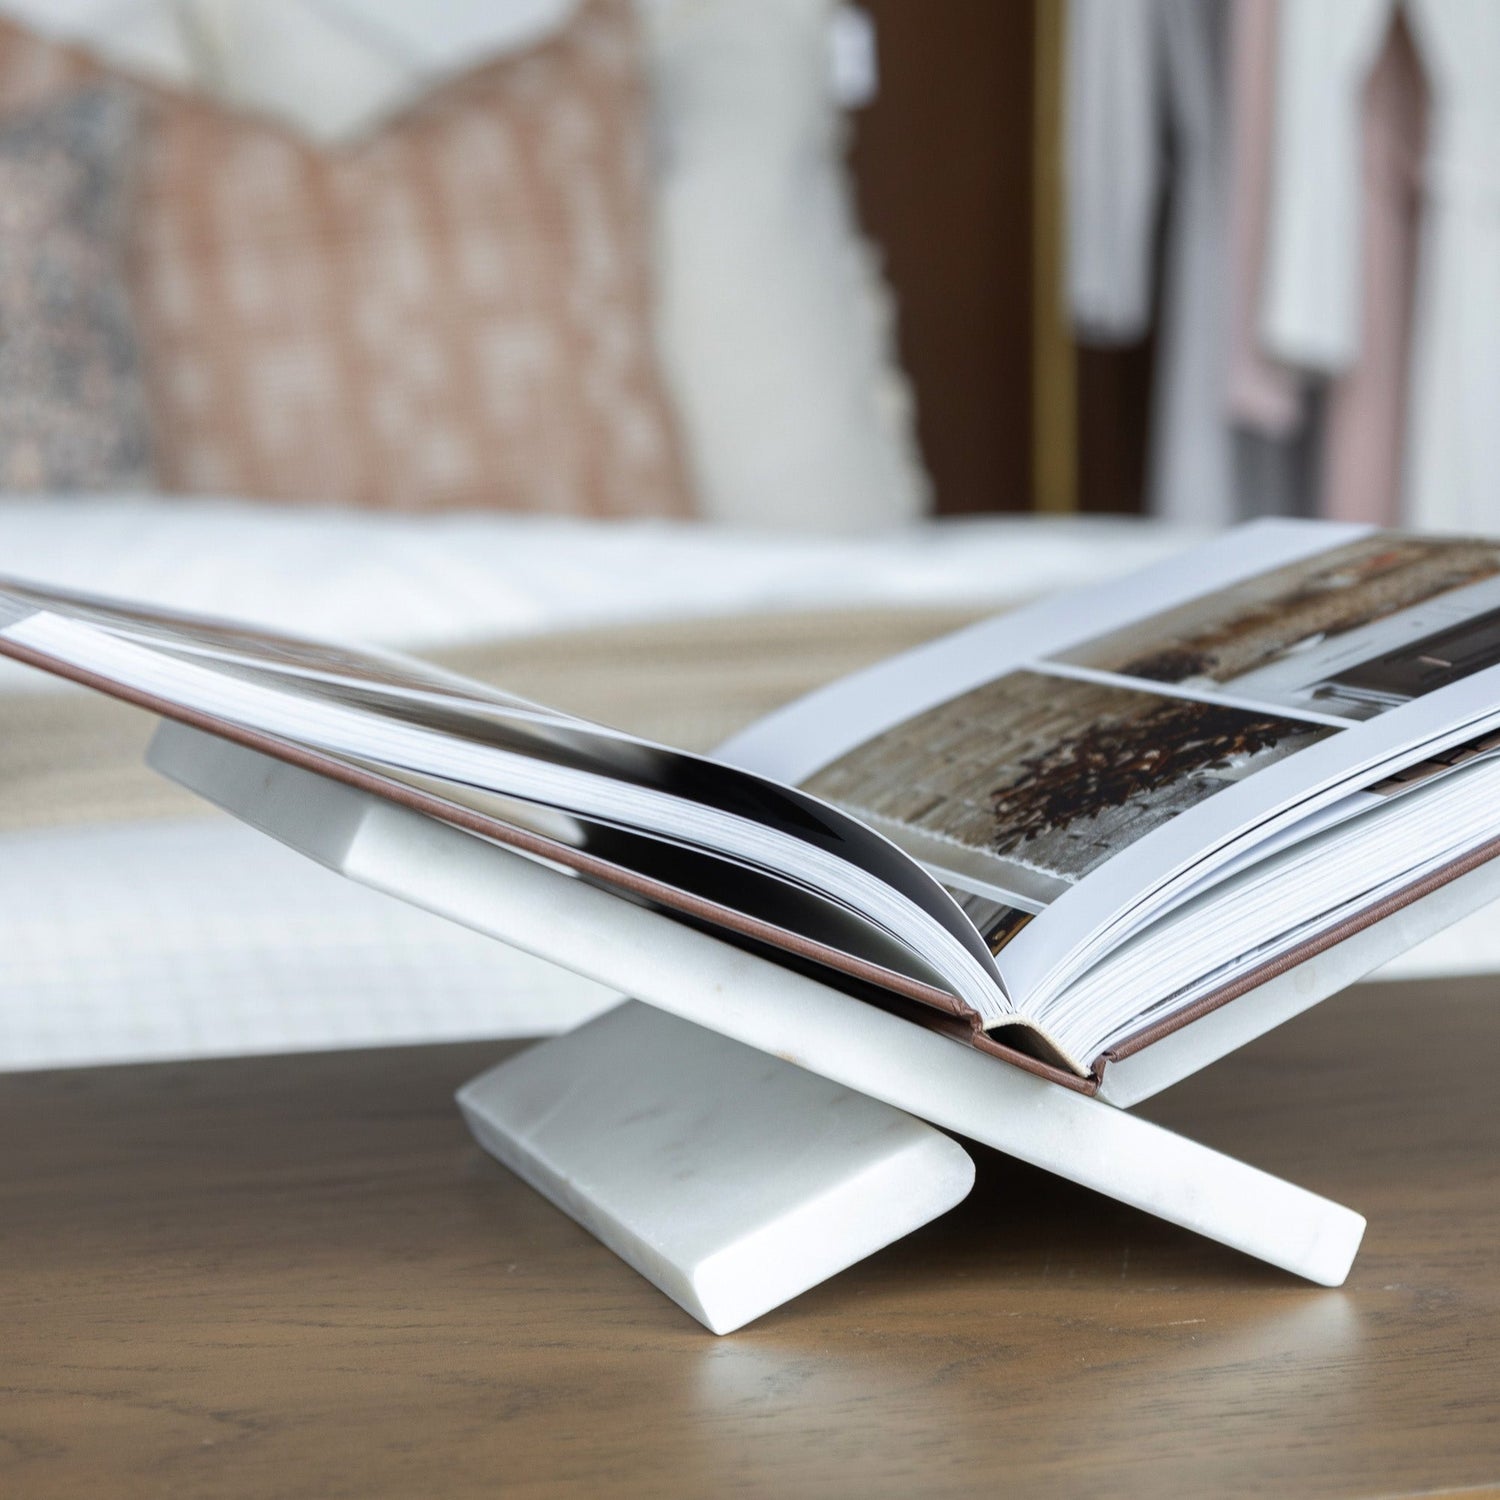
0,573,918,877
721,523,1500,1018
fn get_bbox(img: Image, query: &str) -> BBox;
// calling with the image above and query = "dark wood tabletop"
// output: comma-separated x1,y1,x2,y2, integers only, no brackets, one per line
2,974,1497,1499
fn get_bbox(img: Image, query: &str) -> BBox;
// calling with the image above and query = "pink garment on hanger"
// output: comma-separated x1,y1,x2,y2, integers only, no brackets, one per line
1226,0,1304,438
1319,14,1428,526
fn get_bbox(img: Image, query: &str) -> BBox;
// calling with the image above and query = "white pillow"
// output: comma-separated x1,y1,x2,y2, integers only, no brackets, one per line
639,0,929,533
0,0,583,141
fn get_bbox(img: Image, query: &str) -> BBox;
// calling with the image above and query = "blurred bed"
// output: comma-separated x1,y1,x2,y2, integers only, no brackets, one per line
0,2,1481,1073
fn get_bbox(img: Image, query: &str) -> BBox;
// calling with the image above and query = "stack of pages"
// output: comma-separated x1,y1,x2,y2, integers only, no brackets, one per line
4,520,1500,1087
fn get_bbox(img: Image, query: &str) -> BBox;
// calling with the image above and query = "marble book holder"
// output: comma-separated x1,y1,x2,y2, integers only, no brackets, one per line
149,720,1500,1331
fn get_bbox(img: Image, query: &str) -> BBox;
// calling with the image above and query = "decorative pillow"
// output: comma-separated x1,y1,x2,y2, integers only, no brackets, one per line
0,4,694,517
0,84,152,492
638,0,928,532
0,0,587,145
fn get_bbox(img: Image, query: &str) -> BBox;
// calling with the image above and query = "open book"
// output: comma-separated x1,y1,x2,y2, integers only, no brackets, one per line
5,520,1500,1091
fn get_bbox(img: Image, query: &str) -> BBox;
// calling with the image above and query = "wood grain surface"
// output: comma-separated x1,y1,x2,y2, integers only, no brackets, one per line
2,976,1497,1499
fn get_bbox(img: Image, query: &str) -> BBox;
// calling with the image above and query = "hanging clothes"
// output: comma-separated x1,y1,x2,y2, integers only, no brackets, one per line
1032,0,1078,515
1223,0,1319,518
1065,0,1163,345
1320,15,1427,527
1263,0,1498,532
1258,2,1425,527
1226,0,1304,438
1065,0,1309,525
1260,2,1393,371
1400,0,1500,532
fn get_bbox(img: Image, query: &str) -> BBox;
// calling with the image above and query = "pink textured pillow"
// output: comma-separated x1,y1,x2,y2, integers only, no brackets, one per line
0,4,695,517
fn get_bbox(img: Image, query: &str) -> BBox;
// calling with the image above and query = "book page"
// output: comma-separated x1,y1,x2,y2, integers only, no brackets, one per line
0,574,1004,1020
720,522,1500,1013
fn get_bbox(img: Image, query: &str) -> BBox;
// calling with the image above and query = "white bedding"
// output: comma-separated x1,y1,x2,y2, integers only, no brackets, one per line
0,819,620,1070
0,496,1201,683
0,498,1485,1071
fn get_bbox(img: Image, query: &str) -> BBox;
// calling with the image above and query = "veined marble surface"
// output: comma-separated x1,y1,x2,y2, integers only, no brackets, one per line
458,1001,975,1334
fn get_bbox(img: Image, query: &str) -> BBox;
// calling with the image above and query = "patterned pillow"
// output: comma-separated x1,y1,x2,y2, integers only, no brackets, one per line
0,84,152,491
0,3,694,517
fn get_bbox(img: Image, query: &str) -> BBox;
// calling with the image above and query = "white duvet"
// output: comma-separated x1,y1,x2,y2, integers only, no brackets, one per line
0,497,1479,1071
0,495,1196,677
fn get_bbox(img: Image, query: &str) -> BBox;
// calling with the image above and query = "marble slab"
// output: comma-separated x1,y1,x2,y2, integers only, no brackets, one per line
457,1001,976,1334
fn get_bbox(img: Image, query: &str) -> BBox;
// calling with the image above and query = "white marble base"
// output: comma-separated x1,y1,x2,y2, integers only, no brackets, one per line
457,1000,975,1333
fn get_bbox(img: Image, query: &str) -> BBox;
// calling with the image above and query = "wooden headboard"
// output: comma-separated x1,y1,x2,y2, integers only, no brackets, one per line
848,0,1151,517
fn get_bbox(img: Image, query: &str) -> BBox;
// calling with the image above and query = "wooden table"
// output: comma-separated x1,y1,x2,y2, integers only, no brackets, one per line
2,976,1496,1499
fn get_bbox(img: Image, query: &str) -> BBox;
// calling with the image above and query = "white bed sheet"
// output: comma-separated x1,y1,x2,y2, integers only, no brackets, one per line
0,498,1487,1072
0,818,620,1070
0,496,1201,688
